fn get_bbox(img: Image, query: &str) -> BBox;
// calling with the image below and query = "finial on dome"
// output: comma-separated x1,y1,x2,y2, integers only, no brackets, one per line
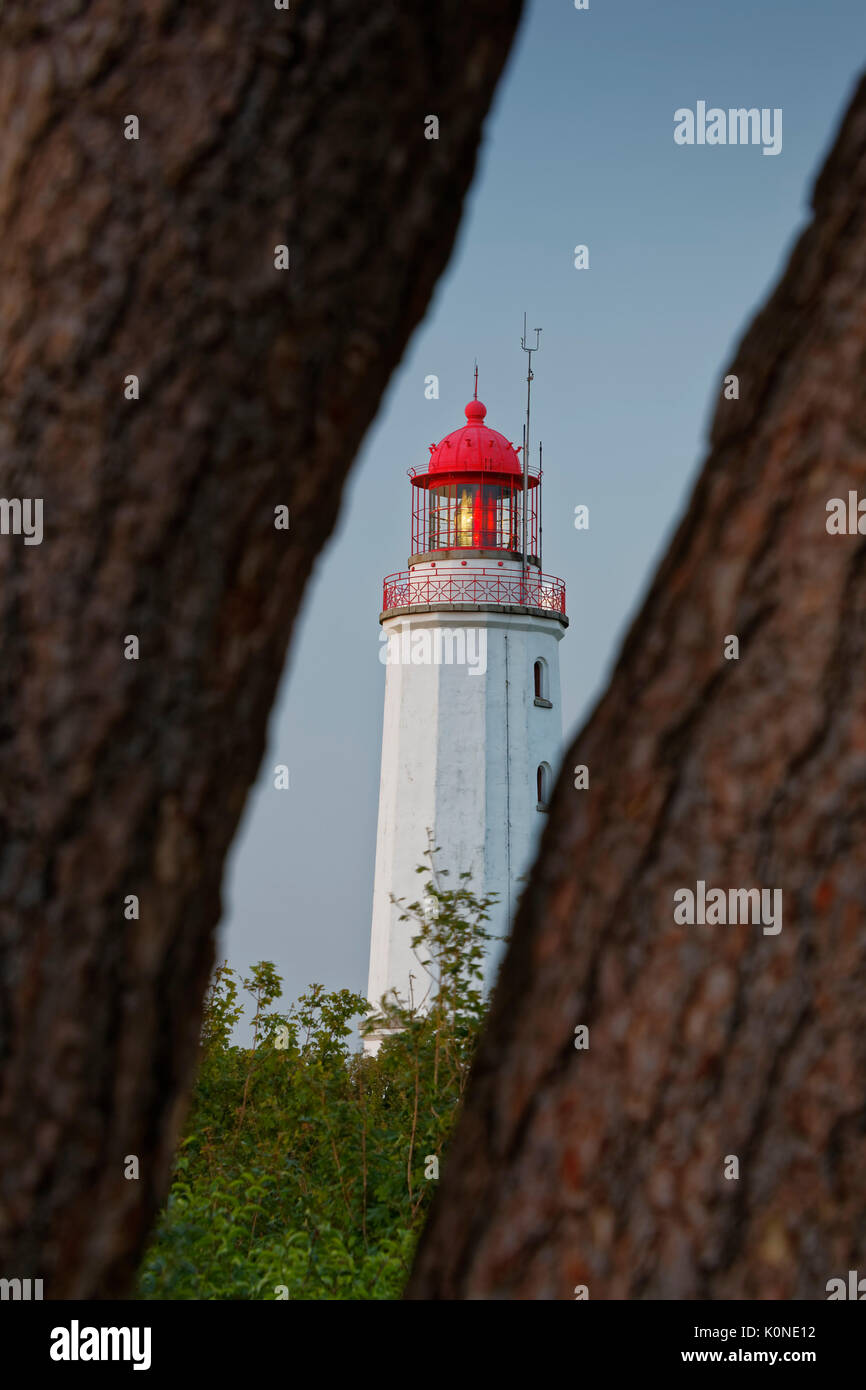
473,361,478,400
465,398,486,423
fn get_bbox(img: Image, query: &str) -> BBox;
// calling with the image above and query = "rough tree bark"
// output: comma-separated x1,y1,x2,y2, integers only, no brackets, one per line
0,0,524,1296
409,75,866,1300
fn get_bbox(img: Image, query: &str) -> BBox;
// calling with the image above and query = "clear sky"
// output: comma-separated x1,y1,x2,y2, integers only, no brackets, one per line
218,0,866,1019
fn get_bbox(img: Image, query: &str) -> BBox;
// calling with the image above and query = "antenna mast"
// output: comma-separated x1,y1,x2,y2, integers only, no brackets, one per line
520,314,542,597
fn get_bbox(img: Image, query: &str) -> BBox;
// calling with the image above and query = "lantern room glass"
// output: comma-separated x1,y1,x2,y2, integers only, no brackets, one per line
426,482,520,552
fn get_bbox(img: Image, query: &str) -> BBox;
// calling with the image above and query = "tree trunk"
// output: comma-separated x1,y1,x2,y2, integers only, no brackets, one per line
0,0,523,1297
408,75,866,1300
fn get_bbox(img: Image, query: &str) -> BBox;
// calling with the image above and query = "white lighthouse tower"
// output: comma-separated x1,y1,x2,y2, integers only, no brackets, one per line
366,356,567,1047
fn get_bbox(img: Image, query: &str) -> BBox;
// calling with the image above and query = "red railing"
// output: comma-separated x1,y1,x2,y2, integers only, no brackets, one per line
382,567,566,616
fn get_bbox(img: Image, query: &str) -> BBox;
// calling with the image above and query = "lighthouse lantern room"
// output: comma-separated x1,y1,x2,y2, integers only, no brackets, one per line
410,393,539,558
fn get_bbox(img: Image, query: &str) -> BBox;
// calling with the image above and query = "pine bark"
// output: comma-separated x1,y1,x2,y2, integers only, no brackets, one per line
408,75,866,1299
0,0,523,1297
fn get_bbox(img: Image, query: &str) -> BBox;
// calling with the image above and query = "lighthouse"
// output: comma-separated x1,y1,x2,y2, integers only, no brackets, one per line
366,361,567,1048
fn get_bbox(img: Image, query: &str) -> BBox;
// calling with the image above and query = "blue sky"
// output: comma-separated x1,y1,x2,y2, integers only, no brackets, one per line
218,0,866,1021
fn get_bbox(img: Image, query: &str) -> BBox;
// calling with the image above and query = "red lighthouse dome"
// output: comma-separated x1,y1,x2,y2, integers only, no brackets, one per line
408,391,539,560
427,400,523,476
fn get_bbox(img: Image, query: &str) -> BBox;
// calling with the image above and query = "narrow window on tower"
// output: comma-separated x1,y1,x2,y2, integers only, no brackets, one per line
534,659,552,707
537,762,552,812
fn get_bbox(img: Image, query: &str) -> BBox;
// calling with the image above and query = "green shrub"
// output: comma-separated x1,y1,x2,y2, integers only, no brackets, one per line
137,856,498,1300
